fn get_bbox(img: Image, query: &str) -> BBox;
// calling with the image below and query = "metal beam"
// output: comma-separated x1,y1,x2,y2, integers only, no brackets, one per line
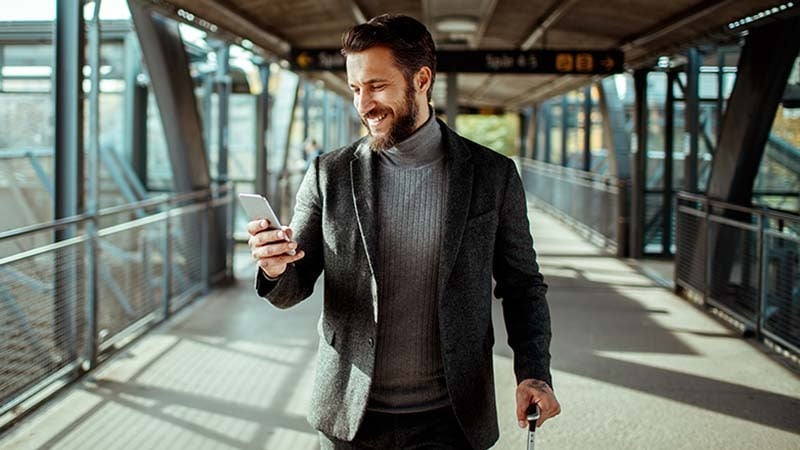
471,0,499,48
154,0,290,58
663,71,676,255
520,0,581,50
346,0,367,24
684,48,700,193
446,72,458,131
621,0,738,53
255,63,270,195
215,43,231,183
707,17,800,205
583,85,592,172
53,0,84,364
123,32,148,188
560,94,568,166
631,69,648,258
596,77,631,178
129,1,210,192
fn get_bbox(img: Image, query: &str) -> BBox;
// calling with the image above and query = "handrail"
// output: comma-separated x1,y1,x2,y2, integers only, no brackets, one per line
0,184,234,243
676,191,800,224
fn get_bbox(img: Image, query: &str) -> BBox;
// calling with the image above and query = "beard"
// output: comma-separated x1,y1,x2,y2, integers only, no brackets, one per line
364,84,419,152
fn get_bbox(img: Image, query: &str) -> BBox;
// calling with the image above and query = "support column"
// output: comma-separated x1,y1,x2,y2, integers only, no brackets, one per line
597,77,632,178
255,63,270,195
530,105,539,161
446,72,458,131
684,48,700,193
631,69,649,258
124,32,148,187
54,0,84,364
704,17,800,328
560,95,568,166
215,43,231,183
663,71,676,255
129,2,210,192
543,102,552,163
583,85,592,172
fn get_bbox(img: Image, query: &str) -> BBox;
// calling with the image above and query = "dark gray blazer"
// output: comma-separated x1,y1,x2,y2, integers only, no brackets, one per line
256,120,551,450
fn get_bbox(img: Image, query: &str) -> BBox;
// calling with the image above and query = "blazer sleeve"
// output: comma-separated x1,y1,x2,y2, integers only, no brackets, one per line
254,158,325,308
493,158,553,388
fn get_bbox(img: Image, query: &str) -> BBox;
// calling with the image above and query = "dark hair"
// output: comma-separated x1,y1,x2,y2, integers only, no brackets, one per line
341,14,436,101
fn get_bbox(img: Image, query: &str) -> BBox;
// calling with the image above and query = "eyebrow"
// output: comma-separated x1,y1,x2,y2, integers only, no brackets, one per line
349,78,390,87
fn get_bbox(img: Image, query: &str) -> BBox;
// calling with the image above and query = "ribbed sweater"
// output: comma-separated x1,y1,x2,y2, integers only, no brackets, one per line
367,113,451,412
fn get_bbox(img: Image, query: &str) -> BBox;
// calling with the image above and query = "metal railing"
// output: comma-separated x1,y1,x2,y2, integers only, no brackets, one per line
519,158,628,255
0,183,235,428
675,192,800,356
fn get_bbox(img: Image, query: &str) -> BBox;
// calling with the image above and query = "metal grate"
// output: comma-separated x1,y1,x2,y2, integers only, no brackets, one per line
0,238,87,409
0,185,235,421
707,218,759,323
520,159,620,247
762,232,800,351
675,198,706,293
675,192,800,357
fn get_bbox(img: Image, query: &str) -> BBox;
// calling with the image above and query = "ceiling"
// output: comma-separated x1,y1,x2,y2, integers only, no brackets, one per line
150,0,797,111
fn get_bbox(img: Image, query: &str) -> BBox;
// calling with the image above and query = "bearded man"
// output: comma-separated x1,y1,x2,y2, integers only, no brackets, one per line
247,13,559,450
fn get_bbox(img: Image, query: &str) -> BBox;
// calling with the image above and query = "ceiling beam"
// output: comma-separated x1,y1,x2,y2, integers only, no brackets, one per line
470,0,499,48
520,0,581,50
620,0,739,52
346,0,367,24
157,0,290,58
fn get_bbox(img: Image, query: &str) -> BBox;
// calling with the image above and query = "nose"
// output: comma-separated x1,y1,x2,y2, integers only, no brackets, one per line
356,91,374,116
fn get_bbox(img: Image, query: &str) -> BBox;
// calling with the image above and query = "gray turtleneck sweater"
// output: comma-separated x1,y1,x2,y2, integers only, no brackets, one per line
367,112,451,413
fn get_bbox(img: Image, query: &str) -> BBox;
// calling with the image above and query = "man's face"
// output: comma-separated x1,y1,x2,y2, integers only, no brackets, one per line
346,46,419,151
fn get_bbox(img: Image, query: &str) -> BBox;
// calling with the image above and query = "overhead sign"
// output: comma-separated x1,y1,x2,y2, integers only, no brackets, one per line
437,49,623,74
291,48,623,74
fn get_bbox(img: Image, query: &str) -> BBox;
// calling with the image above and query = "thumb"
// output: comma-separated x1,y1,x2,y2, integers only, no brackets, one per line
515,391,532,427
282,226,293,239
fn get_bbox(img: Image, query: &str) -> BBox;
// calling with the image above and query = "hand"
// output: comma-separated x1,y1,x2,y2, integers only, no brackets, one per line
247,220,305,278
515,378,560,429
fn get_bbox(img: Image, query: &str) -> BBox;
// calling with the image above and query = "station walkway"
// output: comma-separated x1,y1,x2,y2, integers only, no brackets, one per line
1,205,798,450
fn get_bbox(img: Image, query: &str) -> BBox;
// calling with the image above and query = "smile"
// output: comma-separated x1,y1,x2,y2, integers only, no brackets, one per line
366,113,388,127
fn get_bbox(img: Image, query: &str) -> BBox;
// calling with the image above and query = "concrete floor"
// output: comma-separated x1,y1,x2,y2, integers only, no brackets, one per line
1,205,798,449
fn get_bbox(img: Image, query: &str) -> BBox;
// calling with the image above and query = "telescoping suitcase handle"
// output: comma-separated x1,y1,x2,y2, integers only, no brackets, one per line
526,404,540,450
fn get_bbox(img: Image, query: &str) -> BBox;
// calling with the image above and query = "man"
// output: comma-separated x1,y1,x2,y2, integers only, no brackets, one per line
247,14,559,450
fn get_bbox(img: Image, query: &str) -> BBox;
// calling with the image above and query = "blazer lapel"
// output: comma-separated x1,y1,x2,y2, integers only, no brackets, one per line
438,121,473,298
350,143,380,320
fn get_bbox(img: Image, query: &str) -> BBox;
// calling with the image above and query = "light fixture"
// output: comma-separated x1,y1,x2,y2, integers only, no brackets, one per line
435,15,479,34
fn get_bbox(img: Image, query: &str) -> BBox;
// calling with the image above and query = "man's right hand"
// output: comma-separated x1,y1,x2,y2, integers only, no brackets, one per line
247,220,305,278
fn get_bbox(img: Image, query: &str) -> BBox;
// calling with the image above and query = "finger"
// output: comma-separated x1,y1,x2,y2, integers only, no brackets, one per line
252,241,298,259
282,226,293,240
515,390,533,428
251,228,292,247
246,219,271,236
257,250,305,272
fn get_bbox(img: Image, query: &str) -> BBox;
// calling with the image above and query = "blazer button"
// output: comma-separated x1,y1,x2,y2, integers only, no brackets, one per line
368,338,374,347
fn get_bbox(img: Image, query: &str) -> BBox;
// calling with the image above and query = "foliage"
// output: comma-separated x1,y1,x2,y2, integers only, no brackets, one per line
455,113,520,157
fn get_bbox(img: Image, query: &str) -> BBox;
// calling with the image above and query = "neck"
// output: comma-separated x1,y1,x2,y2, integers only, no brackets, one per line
413,100,431,132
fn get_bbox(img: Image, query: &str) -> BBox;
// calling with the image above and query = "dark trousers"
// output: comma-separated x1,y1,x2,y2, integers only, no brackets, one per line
319,406,475,450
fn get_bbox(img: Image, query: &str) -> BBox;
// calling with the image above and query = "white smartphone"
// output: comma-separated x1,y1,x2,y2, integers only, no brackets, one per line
239,193,295,255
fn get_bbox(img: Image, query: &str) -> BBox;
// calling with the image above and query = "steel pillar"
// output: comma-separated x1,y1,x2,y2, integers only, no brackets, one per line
53,0,84,364
597,77,632,178
255,63,270,195
128,1,210,192
631,69,648,258
684,47,700,193
583,85,592,171
446,72,458,131
123,32,148,187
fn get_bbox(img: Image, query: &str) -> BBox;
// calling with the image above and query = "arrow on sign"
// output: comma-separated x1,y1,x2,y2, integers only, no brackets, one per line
296,52,313,69
600,56,616,71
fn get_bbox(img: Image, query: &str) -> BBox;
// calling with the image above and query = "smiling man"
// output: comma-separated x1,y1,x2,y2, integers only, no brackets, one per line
247,14,559,450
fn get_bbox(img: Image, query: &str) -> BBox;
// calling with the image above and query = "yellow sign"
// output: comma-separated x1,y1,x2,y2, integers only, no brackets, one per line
295,52,313,69
575,53,594,72
555,53,574,72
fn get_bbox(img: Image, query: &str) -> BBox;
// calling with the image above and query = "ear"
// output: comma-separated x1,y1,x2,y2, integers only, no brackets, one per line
414,66,432,94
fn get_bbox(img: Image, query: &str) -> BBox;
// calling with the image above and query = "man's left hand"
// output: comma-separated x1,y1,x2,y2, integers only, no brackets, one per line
515,378,560,428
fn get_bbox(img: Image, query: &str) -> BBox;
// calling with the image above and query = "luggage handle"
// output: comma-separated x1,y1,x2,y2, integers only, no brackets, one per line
526,404,540,450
